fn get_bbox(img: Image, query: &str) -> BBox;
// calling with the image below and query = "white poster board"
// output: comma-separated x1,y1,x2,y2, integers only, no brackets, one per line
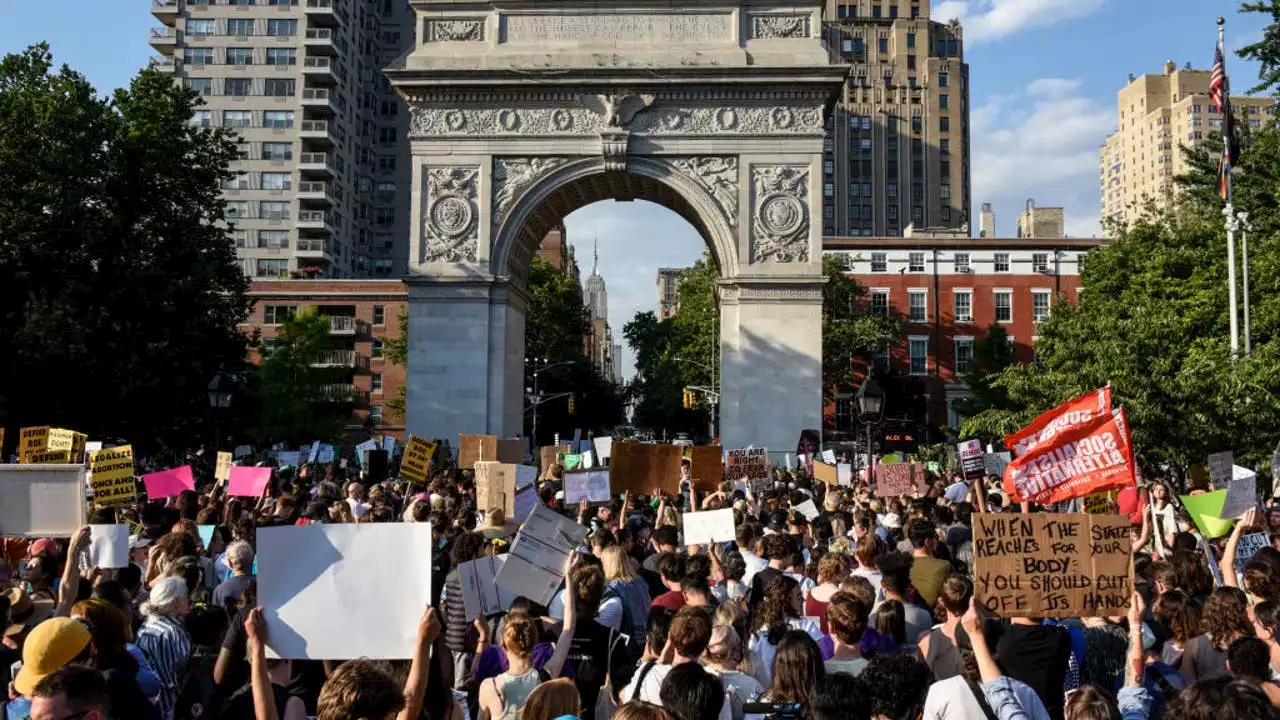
564,470,611,504
593,437,613,462
681,509,735,547
458,554,521,619
514,484,538,520
495,505,587,606
89,525,130,569
1209,451,1235,487
795,499,820,520
837,463,853,487
0,465,87,537
1221,465,1258,519
983,452,1012,478
821,449,837,465
257,523,434,659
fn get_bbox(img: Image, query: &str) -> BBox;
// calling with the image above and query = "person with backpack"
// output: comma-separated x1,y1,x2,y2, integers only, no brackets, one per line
602,546,650,659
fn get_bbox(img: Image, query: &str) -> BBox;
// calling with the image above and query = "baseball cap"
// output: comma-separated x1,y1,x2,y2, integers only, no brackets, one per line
13,617,92,697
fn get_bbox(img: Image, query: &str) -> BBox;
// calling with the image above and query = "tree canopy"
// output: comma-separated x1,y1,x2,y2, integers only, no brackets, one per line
246,307,353,446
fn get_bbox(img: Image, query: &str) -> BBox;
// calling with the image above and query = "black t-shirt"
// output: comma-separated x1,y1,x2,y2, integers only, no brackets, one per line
220,680,292,720
222,607,326,715
993,622,1071,720
748,566,783,613
568,620,633,720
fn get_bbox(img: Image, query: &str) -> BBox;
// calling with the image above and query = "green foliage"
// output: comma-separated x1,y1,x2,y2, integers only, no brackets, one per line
1240,1,1280,95
953,324,1017,442
527,256,589,363
822,254,902,403
383,310,408,420
247,307,353,446
0,46,251,454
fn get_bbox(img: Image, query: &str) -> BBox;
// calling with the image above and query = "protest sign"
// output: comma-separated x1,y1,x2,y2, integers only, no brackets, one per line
458,554,521,619
837,463,853,487
821,449,837,465
89,525,130,569
382,435,396,456
1220,465,1258,519
796,429,820,458
89,445,136,507
459,434,498,470
564,470,611,504
681,509,735,546
19,426,50,463
258,523,434,659
688,446,723,492
400,434,436,485
1208,452,1235,488
141,466,195,498
27,450,72,464
539,444,573,471
1004,387,1113,458
495,505,587,606
882,454,901,465
876,462,923,497
794,499,820,521
46,428,77,453
227,466,271,497
233,445,253,460
726,447,769,479
983,452,1011,478
581,451,595,469
475,462,519,515
276,451,301,467
316,444,335,464
593,436,613,462
958,440,985,480
1002,407,1136,505
610,441,683,495
516,464,537,490
560,453,583,471
1235,532,1270,575
813,461,839,486
973,513,1131,618
514,484,538,519
1083,491,1116,514
215,452,233,482
197,525,216,550
0,464,86,536
1180,490,1236,538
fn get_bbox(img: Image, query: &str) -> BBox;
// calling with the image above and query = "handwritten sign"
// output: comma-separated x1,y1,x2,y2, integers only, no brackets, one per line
26,450,72,465
475,462,518,515
1235,532,1270,575
983,452,1011,478
1084,491,1116,514
19,426,50,463
837,463,853,486
400,434,435,485
958,440,985,480
876,462,923,497
215,452,233,482
564,470,611,504
726,447,769,479
89,445,136,507
1220,465,1258,519
973,513,1131,618
1208,451,1235,488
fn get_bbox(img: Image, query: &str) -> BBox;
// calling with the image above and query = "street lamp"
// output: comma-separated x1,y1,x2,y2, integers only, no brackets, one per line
856,376,885,481
529,358,579,446
208,373,239,451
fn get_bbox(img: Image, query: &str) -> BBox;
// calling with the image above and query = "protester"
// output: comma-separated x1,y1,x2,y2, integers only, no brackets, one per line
135,577,192,720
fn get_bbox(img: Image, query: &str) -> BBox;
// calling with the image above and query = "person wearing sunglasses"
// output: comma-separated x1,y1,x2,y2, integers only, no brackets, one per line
29,665,111,720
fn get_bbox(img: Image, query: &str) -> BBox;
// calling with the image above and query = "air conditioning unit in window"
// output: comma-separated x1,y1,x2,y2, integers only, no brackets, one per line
1036,267,1053,274
956,266,973,273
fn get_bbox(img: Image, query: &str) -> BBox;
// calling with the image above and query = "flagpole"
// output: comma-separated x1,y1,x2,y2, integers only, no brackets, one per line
1241,211,1252,355
1220,18,1240,362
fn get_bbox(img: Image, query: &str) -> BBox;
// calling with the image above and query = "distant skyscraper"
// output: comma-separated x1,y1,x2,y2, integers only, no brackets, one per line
583,237,608,321
581,237,616,382
657,268,682,319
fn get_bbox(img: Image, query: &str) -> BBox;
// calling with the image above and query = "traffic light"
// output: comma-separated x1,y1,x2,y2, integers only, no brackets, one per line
568,396,576,415
682,388,694,409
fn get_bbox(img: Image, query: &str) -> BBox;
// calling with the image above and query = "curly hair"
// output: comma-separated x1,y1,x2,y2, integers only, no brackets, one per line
817,553,849,585
856,651,932,720
316,659,405,720
501,613,538,659
756,574,800,644
1163,675,1277,720
1154,589,1202,645
1202,587,1253,651
1170,550,1212,599
1242,547,1280,601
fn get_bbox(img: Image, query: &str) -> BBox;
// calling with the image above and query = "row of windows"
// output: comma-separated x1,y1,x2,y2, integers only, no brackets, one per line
185,0,299,5
183,46,298,64
870,288,1054,324
869,251,1063,273
184,18,298,37
185,76,298,98
262,304,389,326
834,3,921,20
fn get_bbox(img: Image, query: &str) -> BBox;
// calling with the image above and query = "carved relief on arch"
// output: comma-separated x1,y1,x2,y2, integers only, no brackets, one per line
422,166,480,263
750,165,810,264
490,157,570,234
668,157,739,229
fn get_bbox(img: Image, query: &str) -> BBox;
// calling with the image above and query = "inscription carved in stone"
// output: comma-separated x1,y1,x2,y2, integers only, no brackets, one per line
423,167,480,263
425,19,485,42
751,166,810,263
503,13,729,44
751,14,810,39
491,158,569,230
670,157,739,228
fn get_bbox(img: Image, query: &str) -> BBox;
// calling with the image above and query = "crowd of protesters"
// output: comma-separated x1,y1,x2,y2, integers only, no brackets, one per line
4,447,1280,720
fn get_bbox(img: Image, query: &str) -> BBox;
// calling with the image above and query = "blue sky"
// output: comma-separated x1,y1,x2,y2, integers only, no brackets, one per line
2,0,1271,378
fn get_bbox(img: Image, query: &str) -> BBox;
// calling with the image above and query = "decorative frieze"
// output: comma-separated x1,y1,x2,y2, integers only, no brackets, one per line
751,166,810,263
491,158,569,230
422,167,480,263
409,102,824,138
424,19,485,42
669,157,739,228
750,14,811,39
501,12,730,44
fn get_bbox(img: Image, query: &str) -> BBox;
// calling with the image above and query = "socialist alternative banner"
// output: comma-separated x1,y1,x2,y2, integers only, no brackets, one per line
1002,406,1136,505
1004,386,1112,458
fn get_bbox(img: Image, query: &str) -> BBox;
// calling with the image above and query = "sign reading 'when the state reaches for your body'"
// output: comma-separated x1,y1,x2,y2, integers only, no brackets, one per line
973,513,1131,618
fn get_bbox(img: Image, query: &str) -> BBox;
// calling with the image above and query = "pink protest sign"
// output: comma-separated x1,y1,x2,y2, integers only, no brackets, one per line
227,466,272,497
141,466,195,498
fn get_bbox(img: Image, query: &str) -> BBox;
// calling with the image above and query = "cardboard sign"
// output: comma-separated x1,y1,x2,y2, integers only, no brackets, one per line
1002,408,1136,505
1220,465,1257,519
88,445,136,507
400,434,436,485
1005,387,1112,458
27,450,72,465
958,440,985,480
813,461,839,486
0,464,87,537
142,466,196,498
19,426,50,463
459,434,497,470
215,452,233,481
726,447,769,479
973,513,1131,618
1235,532,1270,574
1208,452,1235,488
682,509,735,546
539,444,573,471
475,462,518,515
458,554,521,619
610,441,683,495
564,470,611,504
688,446,723,492
877,462,924,497
495,505,587,606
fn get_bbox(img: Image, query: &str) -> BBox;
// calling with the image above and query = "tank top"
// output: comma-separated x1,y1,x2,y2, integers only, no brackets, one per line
491,668,542,720
804,595,830,634
1189,634,1231,679
924,626,966,681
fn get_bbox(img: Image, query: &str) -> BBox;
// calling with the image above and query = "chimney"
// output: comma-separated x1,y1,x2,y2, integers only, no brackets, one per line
1164,60,1176,75
979,202,995,238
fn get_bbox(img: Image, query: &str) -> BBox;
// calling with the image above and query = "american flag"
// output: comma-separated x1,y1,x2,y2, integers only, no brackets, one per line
1211,36,1236,201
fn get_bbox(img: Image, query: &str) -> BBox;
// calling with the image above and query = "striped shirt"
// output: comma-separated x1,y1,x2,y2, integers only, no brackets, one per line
136,614,191,720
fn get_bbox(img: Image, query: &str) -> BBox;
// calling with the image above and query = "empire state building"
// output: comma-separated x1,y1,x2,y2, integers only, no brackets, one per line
582,239,618,383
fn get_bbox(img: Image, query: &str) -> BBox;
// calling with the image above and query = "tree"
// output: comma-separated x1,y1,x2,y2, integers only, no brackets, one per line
247,307,353,446
1240,1,1280,94
822,254,902,403
0,47,251,454
526,256,589,363
952,324,1017,441
382,310,408,420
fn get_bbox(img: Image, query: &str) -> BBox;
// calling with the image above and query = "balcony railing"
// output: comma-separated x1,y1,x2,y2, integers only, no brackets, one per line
296,238,328,252
305,28,332,41
300,120,329,133
313,349,356,367
319,383,355,400
303,57,331,70
150,27,177,40
301,88,330,101
328,316,357,335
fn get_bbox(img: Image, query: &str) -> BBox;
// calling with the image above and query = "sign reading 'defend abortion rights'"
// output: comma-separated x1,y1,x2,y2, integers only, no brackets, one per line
973,513,1131,618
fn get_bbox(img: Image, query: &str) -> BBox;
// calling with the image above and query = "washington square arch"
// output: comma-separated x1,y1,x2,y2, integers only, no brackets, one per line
385,0,848,453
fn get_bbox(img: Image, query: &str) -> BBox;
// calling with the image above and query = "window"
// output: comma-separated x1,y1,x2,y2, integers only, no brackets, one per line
1077,253,1087,274
955,337,974,375
861,116,872,131
378,127,397,145
1032,253,1049,273
872,5,882,18
192,109,213,127
258,229,288,248
260,172,291,190
887,183,898,198
941,206,951,222
887,206,898,221
940,116,950,132
940,184,951,200
225,201,250,219
224,78,251,97
225,171,250,190
940,138,950,155
184,47,214,65
823,159,834,175
861,183,871,197
378,156,397,172
907,55,916,71
823,182,834,197
908,290,928,322
909,337,929,375
185,19,216,35
878,38,888,53
370,373,383,394
185,78,213,97
370,406,383,425
953,253,971,274
911,116,921,133
994,252,1010,272
260,201,290,220
870,252,887,272
939,94,949,110
261,141,292,160
231,230,248,247
263,111,294,128
861,205,872,221
256,259,288,278
994,290,1013,323
266,48,296,65
371,340,383,359
228,0,255,5
860,138,871,151
908,252,925,272
373,305,385,325
226,19,255,36
912,206,923,222
264,78,294,97
907,33,916,48
938,72,948,88
870,290,889,316
1032,290,1052,323
226,47,254,65
263,305,297,324
267,19,297,35
954,290,973,322
223,110,252,128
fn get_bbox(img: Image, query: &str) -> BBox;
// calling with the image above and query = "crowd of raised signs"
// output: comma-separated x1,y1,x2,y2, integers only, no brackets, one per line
4,387,1280,720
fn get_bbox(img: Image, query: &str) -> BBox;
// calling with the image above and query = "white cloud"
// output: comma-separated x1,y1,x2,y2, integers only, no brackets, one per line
932,0,1109,45
971,77,1113,238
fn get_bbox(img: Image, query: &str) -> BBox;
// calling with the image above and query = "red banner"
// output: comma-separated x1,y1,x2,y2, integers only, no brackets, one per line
1004,386,1112,458
1002,406,1136,505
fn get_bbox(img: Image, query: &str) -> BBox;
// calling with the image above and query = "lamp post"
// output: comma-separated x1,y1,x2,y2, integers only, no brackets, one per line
856,376,885,482
207,373,238,452
530,358,579,445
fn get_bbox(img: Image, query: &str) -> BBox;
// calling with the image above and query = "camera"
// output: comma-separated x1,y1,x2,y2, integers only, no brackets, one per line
742,701,805,720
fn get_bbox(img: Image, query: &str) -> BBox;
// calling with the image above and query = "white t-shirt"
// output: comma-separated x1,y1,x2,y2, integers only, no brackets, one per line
740,550,768,588
851,567,886,610
346,497,371,519
750,617,824,687
547,588,624,631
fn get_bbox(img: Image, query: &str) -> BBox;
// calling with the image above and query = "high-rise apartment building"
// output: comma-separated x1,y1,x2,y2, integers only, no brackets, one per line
149,0,413,280
657,268,683,320
1100,60,1276,223
821,0,972,237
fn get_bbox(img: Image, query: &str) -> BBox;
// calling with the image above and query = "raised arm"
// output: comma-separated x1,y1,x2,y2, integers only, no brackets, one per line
543,554,579,678
55,526,90,618
246,608,279,720
398,606,442,720
1220,507,1256,589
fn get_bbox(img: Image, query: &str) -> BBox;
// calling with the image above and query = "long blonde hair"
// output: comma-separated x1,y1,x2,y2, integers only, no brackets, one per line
601,546,635,583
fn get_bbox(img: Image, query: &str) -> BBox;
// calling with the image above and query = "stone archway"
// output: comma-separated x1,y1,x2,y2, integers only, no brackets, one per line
387,0,846,454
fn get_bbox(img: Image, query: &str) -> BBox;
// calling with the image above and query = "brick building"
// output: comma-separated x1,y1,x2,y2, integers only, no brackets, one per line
241,279,408,440
821,226,1107,447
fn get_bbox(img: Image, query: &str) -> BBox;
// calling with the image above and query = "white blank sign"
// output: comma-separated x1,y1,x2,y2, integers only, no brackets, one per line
257,523,433,659
0,465,87,537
